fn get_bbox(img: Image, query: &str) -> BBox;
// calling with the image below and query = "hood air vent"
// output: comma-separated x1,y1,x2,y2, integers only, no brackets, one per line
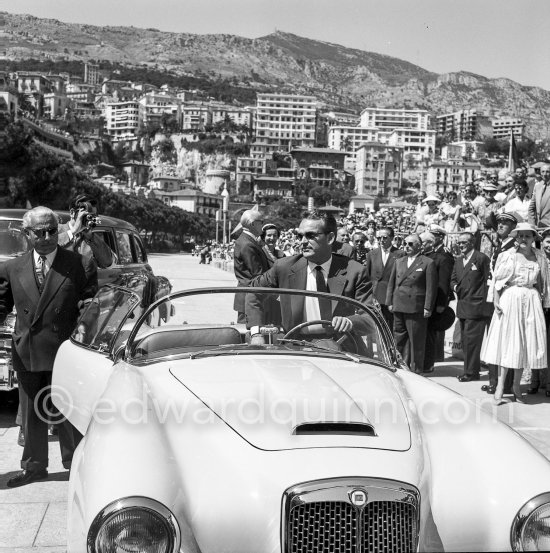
292,422,376,437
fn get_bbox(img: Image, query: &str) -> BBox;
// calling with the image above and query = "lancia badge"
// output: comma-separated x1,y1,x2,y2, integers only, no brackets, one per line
349,489,368,507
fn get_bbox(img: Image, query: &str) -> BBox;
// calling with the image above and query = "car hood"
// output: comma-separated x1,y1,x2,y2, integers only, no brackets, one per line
169,355,411,451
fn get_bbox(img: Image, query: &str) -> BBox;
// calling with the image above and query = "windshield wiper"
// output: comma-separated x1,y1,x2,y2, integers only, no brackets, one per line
278,338,363,363
188,343,254,360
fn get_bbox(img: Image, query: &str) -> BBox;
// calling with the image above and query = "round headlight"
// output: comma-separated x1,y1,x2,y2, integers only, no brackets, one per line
87,497,180,553
512,492,550,551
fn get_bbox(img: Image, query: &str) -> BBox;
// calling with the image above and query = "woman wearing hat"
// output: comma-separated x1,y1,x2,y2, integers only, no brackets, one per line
414,195,442,233
481,223,550,403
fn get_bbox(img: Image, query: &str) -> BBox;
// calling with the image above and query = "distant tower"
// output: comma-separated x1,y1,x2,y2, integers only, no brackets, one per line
84,62,99,85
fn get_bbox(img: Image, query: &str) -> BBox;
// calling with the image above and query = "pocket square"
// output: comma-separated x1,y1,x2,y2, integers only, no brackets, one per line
471,264,478,271
415,268,423,272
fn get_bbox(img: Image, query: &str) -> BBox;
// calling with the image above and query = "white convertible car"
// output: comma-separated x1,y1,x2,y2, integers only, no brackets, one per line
53,276,550,552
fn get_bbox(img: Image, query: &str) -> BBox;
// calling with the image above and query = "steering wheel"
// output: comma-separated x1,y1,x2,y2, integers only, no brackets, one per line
282,319,359,354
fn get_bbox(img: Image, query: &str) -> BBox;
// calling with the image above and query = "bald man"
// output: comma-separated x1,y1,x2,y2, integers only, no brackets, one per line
232,209,270,323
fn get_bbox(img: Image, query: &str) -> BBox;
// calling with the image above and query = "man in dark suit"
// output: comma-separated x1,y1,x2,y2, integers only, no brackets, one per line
386,234,437,373
364,226,404,329
450,232,493,382
420,230,454,373
247,212,372,336
0,207,96,487
232,209,270,323
528,163,550,228
332,226,355,258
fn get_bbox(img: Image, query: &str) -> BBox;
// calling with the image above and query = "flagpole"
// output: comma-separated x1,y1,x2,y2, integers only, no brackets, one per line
508,129,516,174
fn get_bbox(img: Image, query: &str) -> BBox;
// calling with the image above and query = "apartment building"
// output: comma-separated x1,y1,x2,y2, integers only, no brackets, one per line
105,100,140,142
211,105,252,128
492,117,524,140
355,143,404,197
251,92,317,158
138,92,181,129
436,109,492,141
290,147,347,187
235,157,267,193
359,107,429,132
84,62,100,86
16,72,55,116
181,102,213,131
0,73,18,120
387,128,436,159
149,182,221,217
427,160,482,193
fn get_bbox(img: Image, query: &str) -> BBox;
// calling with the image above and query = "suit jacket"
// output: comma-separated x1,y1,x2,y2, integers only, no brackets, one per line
232,231,270,312
386,255,437,314
364,246,405,306
424,250,454,309
450,249,493,320
528,182,550,227
0,247,97,373
247,254,372,329
332,241,355,259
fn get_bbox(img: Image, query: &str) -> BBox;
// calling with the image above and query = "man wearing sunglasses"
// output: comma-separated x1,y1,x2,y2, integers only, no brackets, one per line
246,212,372,338
0,207,96,487
386,234,437,373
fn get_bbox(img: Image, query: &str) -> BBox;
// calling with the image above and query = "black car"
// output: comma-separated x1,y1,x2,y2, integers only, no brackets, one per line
0,208,161,392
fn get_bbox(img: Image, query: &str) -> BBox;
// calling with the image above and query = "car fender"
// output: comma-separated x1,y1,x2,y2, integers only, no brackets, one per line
399,370,550,552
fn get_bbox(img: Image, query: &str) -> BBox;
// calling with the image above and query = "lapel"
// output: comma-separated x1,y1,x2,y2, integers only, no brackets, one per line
32,248,69,325
397,256,422,286
379,248,393,279
327,256,347,297
537,184,546,218
20,252,41,305
456,251,476,285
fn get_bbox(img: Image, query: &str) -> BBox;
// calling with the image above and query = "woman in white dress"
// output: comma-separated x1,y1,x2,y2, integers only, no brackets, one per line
481,223,550,403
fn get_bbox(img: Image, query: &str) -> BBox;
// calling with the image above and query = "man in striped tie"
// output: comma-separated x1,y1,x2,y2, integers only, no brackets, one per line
0,206,96,487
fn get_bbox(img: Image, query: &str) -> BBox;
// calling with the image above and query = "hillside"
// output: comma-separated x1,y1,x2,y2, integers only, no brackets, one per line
2,11,550,139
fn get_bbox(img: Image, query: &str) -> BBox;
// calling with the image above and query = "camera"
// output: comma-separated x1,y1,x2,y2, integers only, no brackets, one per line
76,201,100,229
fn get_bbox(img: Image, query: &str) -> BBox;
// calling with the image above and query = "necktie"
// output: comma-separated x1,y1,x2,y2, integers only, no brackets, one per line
36,255,47,291
315,266,332,321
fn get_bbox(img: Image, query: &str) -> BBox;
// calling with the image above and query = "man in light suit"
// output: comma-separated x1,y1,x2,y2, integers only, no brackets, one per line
528,163,550,228
0,207,96,487
386,234,437,373
247,212,372,336
232,209,270,323
450,232,493,382
364,226,404,329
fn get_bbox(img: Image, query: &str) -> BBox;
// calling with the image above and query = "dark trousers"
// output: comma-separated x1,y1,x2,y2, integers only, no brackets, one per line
394,312,428,373
487,363,514,390
460,318,490,377
17,370,81,471
379,304,394,332
424,328,445,371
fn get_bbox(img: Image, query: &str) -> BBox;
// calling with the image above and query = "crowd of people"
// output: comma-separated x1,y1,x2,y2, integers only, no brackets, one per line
226,163,550,405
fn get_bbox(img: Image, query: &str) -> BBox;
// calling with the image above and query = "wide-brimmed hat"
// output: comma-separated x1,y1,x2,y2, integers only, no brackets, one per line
429,306,456,331
422,195,441,204
510,222,542,241
482,183,498,191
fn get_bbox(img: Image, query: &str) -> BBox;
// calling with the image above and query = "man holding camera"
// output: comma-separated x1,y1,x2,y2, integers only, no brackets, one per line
58,194,114,278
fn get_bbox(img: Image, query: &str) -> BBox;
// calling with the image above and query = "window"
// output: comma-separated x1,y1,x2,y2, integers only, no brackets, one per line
115,231,133,264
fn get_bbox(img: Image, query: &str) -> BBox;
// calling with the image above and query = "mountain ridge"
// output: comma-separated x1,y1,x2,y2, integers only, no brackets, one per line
2,11,550,139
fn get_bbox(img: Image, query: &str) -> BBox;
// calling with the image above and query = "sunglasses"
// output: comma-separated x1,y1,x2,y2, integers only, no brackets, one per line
457,241,470,245
297,231,325,241
404,241,417,246
27,227,58,238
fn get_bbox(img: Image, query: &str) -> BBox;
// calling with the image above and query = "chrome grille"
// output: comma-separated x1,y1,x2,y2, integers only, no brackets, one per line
364,501,417,553
289,501,357,553
284,478,420,553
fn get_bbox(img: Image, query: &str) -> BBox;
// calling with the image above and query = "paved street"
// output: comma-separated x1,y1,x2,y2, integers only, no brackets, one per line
1,253,550,551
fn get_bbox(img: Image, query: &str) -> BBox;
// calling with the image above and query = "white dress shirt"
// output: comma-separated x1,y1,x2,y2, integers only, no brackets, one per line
33,248,57,278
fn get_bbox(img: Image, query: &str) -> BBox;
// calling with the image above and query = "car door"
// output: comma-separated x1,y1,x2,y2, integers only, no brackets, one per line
52,284,141,434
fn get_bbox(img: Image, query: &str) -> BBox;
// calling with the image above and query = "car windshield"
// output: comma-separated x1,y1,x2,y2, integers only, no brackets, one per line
107,288,393,366
0,220,30,261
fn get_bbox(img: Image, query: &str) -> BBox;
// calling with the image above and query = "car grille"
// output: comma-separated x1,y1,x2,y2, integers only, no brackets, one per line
284,478,419,553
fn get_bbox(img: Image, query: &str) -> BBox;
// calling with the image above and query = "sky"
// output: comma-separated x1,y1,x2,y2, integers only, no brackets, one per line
4,0,550,90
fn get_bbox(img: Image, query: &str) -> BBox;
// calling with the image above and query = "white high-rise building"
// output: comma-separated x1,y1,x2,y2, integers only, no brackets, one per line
251,93,317,158
105,100,140,142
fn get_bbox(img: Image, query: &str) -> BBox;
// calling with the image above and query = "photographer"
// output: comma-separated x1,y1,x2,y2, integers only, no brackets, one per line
58,194,114,278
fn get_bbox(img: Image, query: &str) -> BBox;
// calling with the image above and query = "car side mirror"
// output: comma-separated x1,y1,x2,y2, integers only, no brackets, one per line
112,343,127,363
